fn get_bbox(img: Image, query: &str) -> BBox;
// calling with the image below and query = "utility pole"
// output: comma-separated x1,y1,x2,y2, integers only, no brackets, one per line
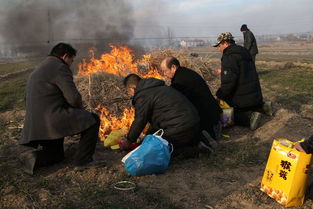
310,15,313,42
167,27,173,47
47,9,53,44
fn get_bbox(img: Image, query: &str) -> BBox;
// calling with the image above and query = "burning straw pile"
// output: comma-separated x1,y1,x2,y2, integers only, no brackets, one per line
75,72,130,114
74,45,220,140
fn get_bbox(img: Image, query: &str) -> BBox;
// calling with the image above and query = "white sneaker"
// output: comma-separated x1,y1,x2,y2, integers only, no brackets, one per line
198,141,214,154
250,112,262,130
263,101,273,116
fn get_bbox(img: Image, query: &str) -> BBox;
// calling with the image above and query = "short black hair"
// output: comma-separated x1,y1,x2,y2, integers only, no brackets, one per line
165,56,180,69
123,74,142,87
49,43,77,57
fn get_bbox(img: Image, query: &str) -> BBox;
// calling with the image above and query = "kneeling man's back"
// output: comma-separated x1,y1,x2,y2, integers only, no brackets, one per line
127,77,200,147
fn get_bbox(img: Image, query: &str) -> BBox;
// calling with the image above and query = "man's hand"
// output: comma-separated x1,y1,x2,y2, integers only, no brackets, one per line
138,133,145,142
294,142,306,153
118,136,132,151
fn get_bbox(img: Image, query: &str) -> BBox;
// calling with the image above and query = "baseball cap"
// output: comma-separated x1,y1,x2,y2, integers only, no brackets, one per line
213,32,235,47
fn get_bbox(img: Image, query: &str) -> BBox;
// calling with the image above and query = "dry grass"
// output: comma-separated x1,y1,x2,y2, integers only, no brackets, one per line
75,73,131,117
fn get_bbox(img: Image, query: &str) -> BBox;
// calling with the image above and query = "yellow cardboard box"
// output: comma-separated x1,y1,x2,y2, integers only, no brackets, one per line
260,138,312,207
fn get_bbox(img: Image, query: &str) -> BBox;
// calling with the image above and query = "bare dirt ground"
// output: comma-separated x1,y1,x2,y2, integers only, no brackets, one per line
1,42,313,209
1,107,313,209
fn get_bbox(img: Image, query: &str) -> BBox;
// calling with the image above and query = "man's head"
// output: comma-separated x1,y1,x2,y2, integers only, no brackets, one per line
160,56,180,79
123,74,142,96
213,32,235,53
240,24,248,32
49,43,77,66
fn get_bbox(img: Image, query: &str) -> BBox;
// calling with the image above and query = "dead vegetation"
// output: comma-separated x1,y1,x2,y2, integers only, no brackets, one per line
74,48,220,116
75,73,131,116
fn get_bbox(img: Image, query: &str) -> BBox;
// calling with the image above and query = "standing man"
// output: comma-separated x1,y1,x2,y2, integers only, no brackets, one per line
213,32,264,130
160,57,222,142
240,24,258,63
20,43,105,174
120,74,201,158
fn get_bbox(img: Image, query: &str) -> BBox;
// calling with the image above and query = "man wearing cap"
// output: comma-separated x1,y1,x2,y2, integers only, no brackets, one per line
213,32,265,130
240,24,258,63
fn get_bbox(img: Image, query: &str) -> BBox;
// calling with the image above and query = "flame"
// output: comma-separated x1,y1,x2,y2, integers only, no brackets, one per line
78,44,163,78
79,44,164,140
97,105,135,140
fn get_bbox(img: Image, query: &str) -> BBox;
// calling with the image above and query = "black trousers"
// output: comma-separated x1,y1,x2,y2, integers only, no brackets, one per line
167,126,201,158
200,119,218,140
26,113,100,167
252,55,256,64
234,104,263,127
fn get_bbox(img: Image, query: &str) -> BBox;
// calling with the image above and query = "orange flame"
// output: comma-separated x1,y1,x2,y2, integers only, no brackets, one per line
96,105,135,140
79,44,163,140
78,44,163,78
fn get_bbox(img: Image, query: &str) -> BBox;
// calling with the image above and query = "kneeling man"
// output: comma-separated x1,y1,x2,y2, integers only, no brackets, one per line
121,74,201,158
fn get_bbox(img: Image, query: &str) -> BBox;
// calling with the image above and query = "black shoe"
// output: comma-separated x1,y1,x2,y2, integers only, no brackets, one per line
201,130,218,151
22,151,38,175
74,160,106,171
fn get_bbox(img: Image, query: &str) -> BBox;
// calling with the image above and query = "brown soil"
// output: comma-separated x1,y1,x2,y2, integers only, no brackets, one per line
1,104,313,209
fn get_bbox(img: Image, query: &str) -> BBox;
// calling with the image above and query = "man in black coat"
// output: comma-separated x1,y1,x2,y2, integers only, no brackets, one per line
20,43,104,174
120,74,201,157
241,24,258,63
160,56,222,140
213,32,264,130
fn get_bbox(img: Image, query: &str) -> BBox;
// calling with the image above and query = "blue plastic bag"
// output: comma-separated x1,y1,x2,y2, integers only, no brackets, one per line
124,130,171,176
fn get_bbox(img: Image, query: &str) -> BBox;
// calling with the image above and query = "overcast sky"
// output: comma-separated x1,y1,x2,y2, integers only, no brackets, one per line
0,0,312,44
130,0,313,38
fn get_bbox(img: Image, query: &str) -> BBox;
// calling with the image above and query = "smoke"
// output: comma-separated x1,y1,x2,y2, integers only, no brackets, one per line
130,1,171,48
0,0,136,52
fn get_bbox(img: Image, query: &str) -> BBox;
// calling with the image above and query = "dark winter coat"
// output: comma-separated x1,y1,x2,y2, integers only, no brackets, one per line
216,44,263,109
171,67,222,133
300,135,313,154
127,78,200,145
243,30,258,56
20,56,96,144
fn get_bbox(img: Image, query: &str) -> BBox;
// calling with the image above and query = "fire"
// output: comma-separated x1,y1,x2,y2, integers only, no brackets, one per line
78,44,163,79
96,105,134,140
79,44,163,140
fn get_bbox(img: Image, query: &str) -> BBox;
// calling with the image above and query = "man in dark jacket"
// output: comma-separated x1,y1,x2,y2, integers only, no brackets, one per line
160,56,222,141
213,32,264,130
295,135,313,154
120,74,201,157
241,24,258,63
20,43,104,174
